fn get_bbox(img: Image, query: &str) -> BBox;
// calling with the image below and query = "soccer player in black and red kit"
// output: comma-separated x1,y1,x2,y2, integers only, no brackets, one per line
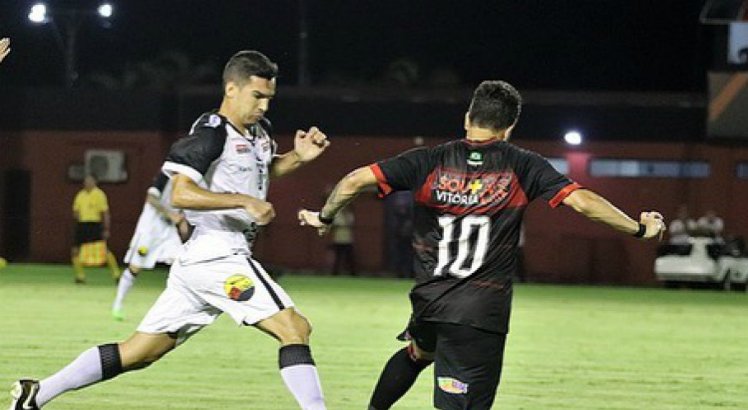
299,80,666,410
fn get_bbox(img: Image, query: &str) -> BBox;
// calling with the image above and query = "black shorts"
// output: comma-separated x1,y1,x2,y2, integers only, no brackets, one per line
74,222,103,246
403,319,507,410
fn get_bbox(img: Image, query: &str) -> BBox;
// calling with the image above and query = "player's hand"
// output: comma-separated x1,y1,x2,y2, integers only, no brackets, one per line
0,38,10,64
639,211,666,241
298,209,331,236
293,127,330,163
243,197,275,226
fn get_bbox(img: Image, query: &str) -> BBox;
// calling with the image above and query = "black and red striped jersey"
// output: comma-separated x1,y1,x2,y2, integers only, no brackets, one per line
370,138,580,333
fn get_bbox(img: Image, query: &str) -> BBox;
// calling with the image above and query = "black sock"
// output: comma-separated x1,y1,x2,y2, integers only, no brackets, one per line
368,347,432,410
98,343,123,380
278,344,316,368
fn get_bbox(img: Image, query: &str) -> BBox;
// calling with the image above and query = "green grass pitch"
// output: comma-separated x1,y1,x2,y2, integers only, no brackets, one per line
1,263,747,409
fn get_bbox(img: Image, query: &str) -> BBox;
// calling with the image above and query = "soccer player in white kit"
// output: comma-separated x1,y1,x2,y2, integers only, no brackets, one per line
10,50,330,410
111,172,188,321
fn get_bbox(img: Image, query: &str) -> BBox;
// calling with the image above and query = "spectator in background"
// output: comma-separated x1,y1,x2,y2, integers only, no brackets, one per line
697,210,724,239
0,37,10,64
71,175,120,283
668,204,697,245
330,207,357,275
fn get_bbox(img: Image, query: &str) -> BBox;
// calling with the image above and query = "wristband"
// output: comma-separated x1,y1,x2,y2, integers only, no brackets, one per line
633,223,646,238
318,213,334,225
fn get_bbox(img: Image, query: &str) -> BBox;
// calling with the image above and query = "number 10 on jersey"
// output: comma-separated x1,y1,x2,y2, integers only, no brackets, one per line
434,215,491,278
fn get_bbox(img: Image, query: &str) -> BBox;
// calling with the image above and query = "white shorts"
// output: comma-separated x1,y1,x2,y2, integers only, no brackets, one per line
124,225,182,269
137,254,294,344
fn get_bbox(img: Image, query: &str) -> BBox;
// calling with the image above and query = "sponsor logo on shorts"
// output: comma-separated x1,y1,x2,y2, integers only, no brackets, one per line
437,377,469,394
224,274,255,301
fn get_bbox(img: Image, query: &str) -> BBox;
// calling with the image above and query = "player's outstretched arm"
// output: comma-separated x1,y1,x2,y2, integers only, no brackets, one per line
145,191,183,224
171,174,275,225
298,166,377,235
0,38,10,64
562,188,665,240
271,126,330,178
145,192,168,215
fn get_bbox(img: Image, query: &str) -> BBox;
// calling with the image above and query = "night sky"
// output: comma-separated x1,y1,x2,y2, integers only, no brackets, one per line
0,0,707,91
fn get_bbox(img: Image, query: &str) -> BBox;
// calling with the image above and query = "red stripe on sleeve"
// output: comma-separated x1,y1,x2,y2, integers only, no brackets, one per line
548,182,583,208
369,163,393,197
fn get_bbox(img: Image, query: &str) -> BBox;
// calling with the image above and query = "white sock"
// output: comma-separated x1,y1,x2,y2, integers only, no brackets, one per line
37,347,103,406
280,364,326,410
112,268,136,311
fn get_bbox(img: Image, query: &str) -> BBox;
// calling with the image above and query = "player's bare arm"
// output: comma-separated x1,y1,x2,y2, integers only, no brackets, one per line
145,192,183,224
562,188,665,240
171,173,275,225
0,38,10,64
298,166,377,235
145,192,168,214
271,126,330,178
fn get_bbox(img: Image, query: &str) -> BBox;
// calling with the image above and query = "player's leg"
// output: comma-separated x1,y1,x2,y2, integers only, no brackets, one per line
71,223,86,283
10,332,176,409
192,255,326,409
240,257,325,409
12,256,212,409
255,308,326,410
431,323,507,410
71,246,85,283
106,249,120,281
114,230,163,320
112,264,142,320
368,320,435,410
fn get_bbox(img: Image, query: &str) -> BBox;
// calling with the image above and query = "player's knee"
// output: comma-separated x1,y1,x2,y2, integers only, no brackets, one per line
278,314,312,344
290,315,312,340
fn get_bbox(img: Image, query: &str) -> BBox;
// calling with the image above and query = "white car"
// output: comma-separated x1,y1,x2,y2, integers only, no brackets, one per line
654,237,748,290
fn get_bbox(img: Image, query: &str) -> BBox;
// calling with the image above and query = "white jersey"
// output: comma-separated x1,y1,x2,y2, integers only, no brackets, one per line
162,112,276,258
124,173,183,268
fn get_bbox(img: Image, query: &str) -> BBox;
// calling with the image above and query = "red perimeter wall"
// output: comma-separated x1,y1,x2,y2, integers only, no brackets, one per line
2,130,748,285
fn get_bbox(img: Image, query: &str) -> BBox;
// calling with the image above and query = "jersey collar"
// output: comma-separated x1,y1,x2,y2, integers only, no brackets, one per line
463,137,502,146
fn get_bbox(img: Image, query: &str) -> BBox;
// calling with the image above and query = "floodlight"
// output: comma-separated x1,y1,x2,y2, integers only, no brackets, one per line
564,130,583,145
98,3,113,18
28,3,47,24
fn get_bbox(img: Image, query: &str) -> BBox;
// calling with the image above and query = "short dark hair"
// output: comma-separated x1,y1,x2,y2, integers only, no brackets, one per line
468,80,522,131
222,50,278,87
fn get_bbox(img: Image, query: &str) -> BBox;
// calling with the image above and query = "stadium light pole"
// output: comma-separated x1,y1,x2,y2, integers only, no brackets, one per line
28,3,114,88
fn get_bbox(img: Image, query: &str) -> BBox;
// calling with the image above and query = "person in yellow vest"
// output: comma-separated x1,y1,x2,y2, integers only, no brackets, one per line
71,175,120,283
